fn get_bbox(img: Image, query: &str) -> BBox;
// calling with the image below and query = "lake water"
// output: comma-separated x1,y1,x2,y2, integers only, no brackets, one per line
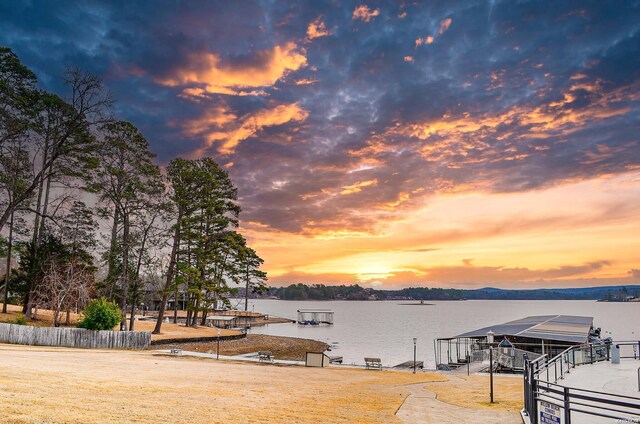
246,299,640,369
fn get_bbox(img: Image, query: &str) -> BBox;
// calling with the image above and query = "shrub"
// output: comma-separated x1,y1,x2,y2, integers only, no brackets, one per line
77,298,122,331
10,314,27,325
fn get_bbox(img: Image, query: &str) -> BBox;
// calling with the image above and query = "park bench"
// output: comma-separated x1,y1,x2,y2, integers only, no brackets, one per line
365,357,382,370
170,346,182,355
258,351,273,362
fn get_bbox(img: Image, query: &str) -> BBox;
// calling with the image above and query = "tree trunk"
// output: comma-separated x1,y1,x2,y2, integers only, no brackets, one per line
37,173,53,245
31,138,47,249
153,213,181,334
106,211,119,301
245,265,249,312
118,212,130,331
128,278,137,331
186,307,192,327
65,309,71,326
2,211,14,313
53,308,60,327
173,284,178,324
128,220,151,332
25,173,54,318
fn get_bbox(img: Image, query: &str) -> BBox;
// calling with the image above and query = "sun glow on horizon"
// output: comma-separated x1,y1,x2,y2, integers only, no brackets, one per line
243,171,640,289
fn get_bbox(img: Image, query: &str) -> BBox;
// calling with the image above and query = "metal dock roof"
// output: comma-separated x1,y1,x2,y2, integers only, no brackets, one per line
452,315,593,344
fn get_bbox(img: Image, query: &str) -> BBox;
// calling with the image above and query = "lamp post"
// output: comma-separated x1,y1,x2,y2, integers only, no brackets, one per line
413,337,417,374
217,328,221,360
141,303,145,317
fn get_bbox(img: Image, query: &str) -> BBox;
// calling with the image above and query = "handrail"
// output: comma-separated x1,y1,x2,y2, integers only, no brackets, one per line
523,341,640,423
540,380,640,401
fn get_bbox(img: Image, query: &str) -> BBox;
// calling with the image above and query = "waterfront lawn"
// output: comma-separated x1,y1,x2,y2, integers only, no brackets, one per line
0,343,446,423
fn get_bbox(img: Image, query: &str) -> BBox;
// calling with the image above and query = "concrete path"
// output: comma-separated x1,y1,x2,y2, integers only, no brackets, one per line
396,375,522,424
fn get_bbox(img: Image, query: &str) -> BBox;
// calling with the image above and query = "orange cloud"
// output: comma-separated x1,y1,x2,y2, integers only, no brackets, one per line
181,104,237,135
415,35,435,47
360,78,635,166
352,5,380,22
340,179,378,195
184,102,308,155
438,17,452,35
293,78,318,85
158,42,307,97
307,17,331,40
403,56,414,63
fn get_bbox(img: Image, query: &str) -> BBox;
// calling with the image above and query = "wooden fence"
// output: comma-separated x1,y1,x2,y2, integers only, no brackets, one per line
0,323,151,349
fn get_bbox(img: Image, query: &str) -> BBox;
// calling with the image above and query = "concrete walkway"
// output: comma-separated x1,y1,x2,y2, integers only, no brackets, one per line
396,375,522,424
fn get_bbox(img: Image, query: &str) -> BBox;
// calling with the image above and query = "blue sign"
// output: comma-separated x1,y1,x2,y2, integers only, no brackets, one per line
540,411,560,424
539,401,562,424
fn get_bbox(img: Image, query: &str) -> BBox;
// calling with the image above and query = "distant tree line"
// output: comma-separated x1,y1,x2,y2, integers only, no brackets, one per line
264,283,640,301
0,46,267,331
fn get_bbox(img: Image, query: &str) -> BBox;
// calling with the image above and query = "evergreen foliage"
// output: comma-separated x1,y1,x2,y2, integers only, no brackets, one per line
77,298,122,331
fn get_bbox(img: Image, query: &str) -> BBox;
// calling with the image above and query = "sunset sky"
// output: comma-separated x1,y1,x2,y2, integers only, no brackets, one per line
3,1,640,288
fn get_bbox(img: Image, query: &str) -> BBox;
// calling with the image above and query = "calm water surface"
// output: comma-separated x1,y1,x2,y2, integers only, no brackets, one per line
246,300,640,368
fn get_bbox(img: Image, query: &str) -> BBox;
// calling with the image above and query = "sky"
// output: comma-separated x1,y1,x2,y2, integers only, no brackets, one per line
2,0,640,289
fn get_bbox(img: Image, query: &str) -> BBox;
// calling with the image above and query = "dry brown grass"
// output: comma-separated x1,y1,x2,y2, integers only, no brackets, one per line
175,334,329,360
0,304,81,327
428,374,523,412
134,320,242,340
0,344,446,423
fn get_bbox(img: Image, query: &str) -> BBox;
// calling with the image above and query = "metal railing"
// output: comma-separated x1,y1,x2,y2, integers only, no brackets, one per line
523,342,640,423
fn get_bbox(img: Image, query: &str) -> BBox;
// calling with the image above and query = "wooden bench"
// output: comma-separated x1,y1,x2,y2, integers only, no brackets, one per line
365,357,382,370
258,351,273,362
170,346,182,355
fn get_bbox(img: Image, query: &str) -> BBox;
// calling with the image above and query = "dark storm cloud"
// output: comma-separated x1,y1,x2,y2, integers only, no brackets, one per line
2,0,640,233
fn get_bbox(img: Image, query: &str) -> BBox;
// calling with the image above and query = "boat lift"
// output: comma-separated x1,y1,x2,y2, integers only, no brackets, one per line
297,309,334,325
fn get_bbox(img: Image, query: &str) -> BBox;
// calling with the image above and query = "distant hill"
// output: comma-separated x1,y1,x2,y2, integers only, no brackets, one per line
262,283,640,301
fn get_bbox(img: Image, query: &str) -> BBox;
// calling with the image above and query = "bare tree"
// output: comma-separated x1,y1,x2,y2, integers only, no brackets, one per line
34,256,93,327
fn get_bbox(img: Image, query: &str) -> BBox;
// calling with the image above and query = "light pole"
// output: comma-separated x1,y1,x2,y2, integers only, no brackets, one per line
141,303,145,317
217,328,221,360
413,337,417,374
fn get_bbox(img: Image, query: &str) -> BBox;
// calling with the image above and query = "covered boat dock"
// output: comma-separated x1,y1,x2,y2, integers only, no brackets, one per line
435,315,594,371
297,309,334,325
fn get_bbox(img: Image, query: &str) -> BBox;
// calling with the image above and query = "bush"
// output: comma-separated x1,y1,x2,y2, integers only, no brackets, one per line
10,314,27,325
77,298,122,331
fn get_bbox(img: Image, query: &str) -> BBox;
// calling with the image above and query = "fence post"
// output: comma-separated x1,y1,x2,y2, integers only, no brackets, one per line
560,354,563,379
563,386,571,424
531,361,538,419
489,347,494,403
546,356,550,383
590,345,594,364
